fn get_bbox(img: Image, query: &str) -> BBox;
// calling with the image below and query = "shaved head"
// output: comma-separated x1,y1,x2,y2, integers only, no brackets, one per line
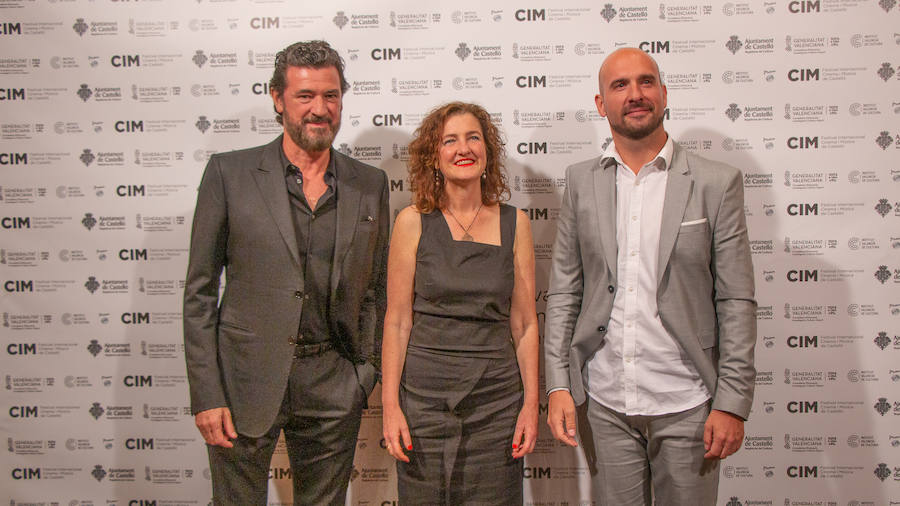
598,48,662,98
593,47,668,142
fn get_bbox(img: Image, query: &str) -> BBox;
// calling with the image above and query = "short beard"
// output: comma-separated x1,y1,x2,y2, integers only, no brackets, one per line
611,108,664,141
285,114,340,153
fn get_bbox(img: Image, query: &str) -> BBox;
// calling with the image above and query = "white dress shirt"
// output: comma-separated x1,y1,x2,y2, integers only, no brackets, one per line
585,137,711,416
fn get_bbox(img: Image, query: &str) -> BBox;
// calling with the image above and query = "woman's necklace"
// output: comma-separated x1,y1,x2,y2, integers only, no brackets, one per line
445,203,483,242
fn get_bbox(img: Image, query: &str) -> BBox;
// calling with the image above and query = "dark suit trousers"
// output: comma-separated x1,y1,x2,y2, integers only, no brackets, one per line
207,349,365,505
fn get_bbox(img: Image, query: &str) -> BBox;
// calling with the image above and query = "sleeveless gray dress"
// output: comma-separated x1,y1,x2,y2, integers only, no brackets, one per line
398,204,524,505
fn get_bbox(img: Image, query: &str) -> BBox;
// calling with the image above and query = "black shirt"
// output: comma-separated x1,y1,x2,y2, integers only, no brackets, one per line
280,147,338,345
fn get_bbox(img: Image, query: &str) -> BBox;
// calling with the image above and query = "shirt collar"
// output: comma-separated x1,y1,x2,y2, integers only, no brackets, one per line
280,145,337,185
600,135,674,173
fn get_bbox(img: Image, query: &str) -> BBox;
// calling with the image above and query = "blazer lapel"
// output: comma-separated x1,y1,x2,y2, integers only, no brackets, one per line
330,152,360,299
251,136,301,268
593,157,618,280
656,144,692,285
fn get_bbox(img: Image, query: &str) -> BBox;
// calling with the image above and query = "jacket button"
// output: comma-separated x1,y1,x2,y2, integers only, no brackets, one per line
598,326,606,332
294,290,303,298
608,285,615,293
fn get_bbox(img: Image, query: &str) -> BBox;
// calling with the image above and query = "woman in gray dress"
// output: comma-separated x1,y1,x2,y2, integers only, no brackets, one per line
381,102,539,505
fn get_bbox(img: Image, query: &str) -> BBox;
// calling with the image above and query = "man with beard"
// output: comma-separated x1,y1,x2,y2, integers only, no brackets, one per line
543,48,756,505
183,40,389,505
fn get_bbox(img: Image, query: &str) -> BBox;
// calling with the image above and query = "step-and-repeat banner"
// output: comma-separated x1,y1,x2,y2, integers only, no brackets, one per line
2,1,898,504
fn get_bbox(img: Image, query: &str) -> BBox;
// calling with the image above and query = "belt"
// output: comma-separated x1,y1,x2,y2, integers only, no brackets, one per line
293,341,334,358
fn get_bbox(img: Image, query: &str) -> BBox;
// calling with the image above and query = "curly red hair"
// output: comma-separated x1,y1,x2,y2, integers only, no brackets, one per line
407,102,508,213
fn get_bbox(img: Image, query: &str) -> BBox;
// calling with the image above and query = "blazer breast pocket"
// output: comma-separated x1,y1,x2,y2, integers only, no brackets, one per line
679,217,708,232
355,216,377,250
358,212,377,228
672,217,711,265
357,218,376,236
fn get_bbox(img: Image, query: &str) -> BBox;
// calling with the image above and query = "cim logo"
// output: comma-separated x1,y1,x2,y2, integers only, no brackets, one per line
788,0,820,12
11,468,41,480
129,502,161,506
515,9,546,21
121,312,150,324
522,467,551,479
270,467,292,479
250,17,280,29
788,68,820,81
125,438,154,450
9,405,38,417
390,179,404,192
119,249,148,261
787,335,818,348
0,88,25,100
371,48,401,61
372,114,402,126
2,217,31,229
111,55,141,67
251,83,270,95
787,136,818,149
521,208,549,220
116,184,146,196
8,343,37,355
123,375,153,387
787,465,818,478
4,280,33,292
516,75,546,88
0,153,27,164
517,142,547,154
114,120,144,133
787,269,818,282
787,203,818,216
639,41,670,53
1,22,22,35
787,400,818,413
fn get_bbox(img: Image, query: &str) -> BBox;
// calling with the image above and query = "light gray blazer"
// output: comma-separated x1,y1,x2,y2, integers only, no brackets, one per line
183,136,390,437
543,142,757,419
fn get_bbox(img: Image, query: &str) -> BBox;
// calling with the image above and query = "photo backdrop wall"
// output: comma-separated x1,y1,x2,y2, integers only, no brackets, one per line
2,0,899,504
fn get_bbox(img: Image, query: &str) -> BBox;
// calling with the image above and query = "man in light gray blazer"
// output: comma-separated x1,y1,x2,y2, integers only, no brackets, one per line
183,41,389,505
544,48,756,505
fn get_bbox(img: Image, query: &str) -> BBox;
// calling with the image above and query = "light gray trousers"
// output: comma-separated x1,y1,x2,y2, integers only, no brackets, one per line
585,397,720,506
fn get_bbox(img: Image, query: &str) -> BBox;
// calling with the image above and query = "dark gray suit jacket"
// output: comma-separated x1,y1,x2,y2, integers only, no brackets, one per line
544,142,757,419
183,136,390,437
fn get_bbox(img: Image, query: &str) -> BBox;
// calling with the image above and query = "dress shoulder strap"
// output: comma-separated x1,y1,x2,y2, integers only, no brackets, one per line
499,203,516,251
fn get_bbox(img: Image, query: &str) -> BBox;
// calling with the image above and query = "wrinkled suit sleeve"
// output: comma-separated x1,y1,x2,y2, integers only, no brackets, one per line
183,156,229,414
367,171,390,374
543,165,584,394
710,168,757,419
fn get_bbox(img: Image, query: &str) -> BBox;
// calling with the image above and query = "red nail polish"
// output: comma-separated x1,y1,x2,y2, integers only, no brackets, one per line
406,445,413,450
512,444,518,449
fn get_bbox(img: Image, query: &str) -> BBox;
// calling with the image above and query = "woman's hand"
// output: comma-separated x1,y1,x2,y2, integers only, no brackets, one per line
382,402,413,462
511,400,538,459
